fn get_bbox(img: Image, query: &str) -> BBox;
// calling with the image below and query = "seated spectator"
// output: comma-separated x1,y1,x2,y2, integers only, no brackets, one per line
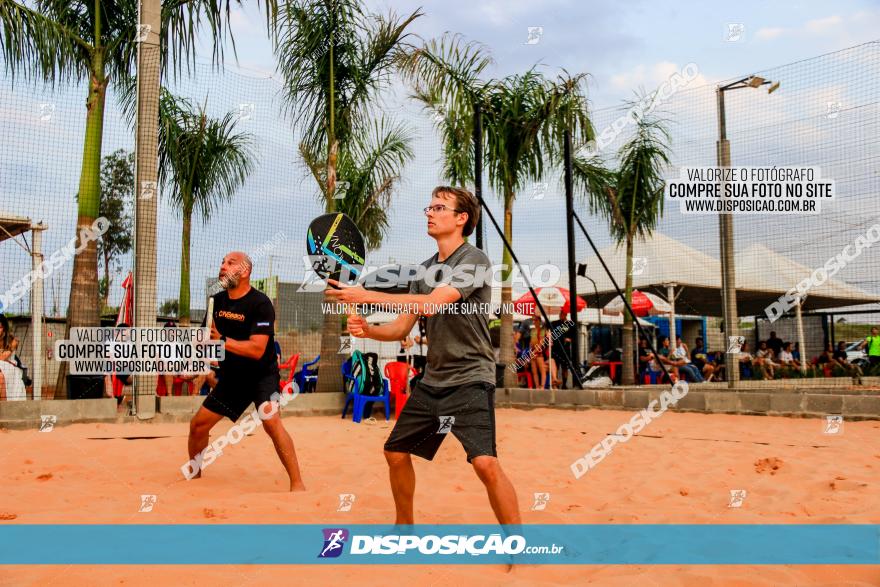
708,350,726,381
0,313,26,401
658,336,703,383
778,342,801,369
738,341,756,379
670,336,704,383
638,338,655,376
792,342,802,362
754,340,778,379
831,341,863,379
690,337,716,381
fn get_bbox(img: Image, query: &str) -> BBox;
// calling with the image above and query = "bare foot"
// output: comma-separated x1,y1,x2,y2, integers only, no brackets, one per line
290,481,306,492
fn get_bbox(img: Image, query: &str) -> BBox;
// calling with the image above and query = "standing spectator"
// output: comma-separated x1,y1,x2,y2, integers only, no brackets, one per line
858,327,880,370
550,311,573,389
766,331,784,357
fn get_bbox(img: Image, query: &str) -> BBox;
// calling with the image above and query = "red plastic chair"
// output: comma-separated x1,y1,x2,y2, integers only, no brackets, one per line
156,376,193,396
110,373,125,398
279,353,300,392
384,361,416,419
517,371,534,388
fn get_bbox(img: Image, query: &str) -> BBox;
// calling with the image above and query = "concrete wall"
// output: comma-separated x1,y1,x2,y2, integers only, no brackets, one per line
2,383,878,429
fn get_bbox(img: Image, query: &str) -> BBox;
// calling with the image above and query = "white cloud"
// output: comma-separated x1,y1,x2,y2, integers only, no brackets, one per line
804,15,843,34
755,27,786,41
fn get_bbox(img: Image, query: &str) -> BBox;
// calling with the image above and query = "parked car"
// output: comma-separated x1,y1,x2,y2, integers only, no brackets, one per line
844,341,868,368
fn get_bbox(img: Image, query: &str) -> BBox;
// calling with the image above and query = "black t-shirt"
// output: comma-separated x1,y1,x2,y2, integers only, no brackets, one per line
690,348,708,368
767,337,783,356
833,349,847,362
205,288,277,377
549,319,572,360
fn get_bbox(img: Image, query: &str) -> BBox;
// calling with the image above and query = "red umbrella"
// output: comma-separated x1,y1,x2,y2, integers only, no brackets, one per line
513,287,586,316
603,289,666,317
115,271,133,326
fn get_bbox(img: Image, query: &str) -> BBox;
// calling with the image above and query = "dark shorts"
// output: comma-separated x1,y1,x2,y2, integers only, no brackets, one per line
383,380,497,462
202,369,280,421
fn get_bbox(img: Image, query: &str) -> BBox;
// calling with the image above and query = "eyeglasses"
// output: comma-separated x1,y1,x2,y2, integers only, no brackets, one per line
423,204,464,216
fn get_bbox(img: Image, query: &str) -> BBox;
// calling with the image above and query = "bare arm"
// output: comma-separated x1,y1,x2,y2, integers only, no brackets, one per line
210,322,269,361
361,313,419,342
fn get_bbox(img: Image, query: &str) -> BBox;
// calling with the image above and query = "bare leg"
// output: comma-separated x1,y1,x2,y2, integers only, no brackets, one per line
163,374,175,396
471,456,521,525
0,371,6,400
385,450,415,524
187,406,225,478
260,410,306,492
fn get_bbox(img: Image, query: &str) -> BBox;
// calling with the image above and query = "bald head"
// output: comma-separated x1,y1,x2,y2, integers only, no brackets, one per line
219,251,253,290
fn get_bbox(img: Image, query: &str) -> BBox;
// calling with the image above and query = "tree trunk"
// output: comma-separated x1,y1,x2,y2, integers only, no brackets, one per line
178,205,192,326
102,251,111,310
315,144,344,393
621,236,636,385
56,70,107,397
498,190,517,389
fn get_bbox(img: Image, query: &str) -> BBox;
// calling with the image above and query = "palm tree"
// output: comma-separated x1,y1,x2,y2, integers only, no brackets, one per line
158,91,255,325
574,107,670,385
299,118,413,249
0,0,275,396
273,0,420,392
401,35,594,387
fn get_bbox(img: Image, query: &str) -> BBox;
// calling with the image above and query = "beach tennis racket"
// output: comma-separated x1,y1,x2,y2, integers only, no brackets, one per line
306,212,366,285
307,212,367,324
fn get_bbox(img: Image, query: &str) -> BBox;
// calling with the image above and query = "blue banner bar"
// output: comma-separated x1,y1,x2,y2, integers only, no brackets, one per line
0,525,877,565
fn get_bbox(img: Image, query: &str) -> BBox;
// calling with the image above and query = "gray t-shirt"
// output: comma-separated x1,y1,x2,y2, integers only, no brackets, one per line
409,242,495,387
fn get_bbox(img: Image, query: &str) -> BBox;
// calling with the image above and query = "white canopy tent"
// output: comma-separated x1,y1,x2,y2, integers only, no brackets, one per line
0,212,47,400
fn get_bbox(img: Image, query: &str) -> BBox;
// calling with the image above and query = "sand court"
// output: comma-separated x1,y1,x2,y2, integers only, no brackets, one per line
1,407,878,585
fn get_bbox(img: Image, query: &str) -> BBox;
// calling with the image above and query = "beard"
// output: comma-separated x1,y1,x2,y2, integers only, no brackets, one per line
219,272,241,289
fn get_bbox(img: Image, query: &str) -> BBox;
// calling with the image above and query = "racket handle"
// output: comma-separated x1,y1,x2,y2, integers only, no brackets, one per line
206,297,215,331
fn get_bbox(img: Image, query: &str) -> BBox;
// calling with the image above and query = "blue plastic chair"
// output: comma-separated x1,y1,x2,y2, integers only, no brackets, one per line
341,360,390,423
295,354,320,393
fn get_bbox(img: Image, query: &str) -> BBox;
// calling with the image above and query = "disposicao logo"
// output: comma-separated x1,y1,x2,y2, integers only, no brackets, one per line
318,528,349,558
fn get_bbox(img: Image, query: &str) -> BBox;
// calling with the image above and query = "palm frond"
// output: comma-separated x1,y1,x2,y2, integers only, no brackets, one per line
0,0,92,82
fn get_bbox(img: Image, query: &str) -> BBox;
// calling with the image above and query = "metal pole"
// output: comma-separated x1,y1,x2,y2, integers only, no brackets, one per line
716,87,739,387
473,102,484,251
563,128,581,375
666,283,677,349
133,0,161,417
796,297,807,374
31,224,47,400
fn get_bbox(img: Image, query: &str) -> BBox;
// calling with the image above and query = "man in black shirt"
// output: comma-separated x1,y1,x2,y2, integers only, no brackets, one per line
186,251,306,491
766,331,784,357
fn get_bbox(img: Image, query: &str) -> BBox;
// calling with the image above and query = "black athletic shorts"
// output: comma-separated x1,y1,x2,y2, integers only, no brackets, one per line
383,380,497,462
202,369,280,421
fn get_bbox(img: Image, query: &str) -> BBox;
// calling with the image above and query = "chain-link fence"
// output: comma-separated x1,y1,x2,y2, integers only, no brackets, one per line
1,39,878,399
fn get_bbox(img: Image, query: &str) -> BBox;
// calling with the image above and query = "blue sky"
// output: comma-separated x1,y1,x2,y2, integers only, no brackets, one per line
218,0,880,104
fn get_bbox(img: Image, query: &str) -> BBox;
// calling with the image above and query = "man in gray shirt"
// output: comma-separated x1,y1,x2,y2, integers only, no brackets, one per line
326,186,521,526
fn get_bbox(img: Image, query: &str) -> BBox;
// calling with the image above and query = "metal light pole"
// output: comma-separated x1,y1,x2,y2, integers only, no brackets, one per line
473,102,485,251
563,128,581,373
717,75,779,388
